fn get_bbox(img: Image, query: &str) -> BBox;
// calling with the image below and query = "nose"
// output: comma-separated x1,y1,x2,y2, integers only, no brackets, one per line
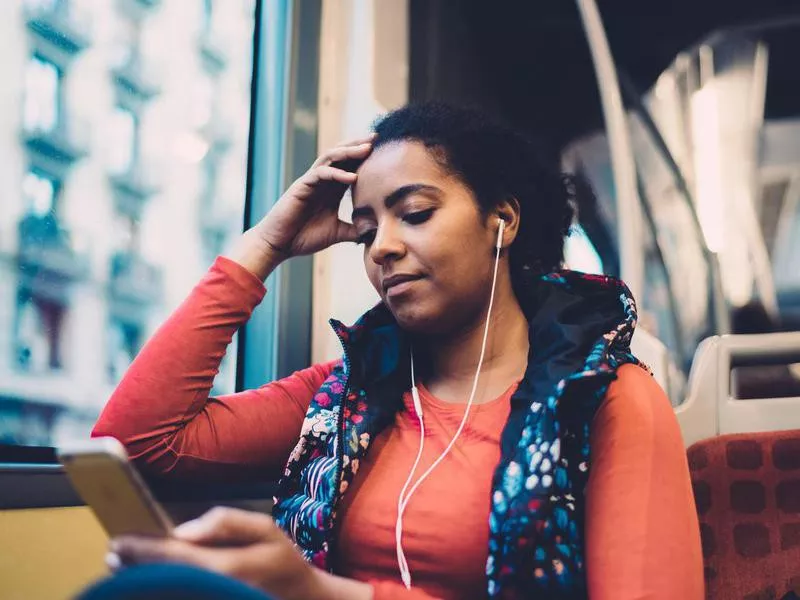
368,221,405,266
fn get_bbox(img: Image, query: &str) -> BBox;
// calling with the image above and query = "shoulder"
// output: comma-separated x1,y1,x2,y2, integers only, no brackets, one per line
605,363,670,410
592,363,684,449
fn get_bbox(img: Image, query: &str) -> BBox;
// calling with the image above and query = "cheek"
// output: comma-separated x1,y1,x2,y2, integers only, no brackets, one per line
363,253,382,293
432,232,491,281
439,239,499,306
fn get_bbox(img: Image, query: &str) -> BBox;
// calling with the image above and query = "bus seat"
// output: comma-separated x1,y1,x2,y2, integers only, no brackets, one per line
631,327,686,406
688,428,800,599
676,332,800,448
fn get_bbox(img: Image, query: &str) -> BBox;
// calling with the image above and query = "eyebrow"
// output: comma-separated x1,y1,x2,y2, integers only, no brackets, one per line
352,183,442,220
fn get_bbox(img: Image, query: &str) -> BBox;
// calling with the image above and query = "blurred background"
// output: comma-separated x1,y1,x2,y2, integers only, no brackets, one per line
1,0,799,446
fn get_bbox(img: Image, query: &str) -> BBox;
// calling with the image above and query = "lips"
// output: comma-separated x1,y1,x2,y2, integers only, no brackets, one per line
382,273,424,294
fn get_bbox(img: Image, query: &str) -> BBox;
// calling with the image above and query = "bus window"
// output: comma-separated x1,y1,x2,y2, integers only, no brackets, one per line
562,124,711,373
628,110,715,370
0,0,257,446
756,23,800,329
564,223,604,275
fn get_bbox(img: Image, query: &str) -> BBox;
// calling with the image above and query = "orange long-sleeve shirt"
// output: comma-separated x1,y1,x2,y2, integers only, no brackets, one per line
93,257,704,599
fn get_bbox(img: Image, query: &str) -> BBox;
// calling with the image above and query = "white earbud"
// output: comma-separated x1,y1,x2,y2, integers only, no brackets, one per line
496,217,505,250
397,214,506,589
410,359,423,419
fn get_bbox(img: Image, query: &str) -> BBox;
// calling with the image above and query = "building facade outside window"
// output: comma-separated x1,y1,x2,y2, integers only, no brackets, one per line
23,56,60,133
0,0,256,446
107,107,137,175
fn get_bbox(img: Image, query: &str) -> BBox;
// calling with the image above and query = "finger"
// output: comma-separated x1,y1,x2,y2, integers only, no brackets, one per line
305,165,358,187
334,132,377,148
325,143,373,165
313,142,372,168
336,220,359,244
111,536,207,567
173,507,279,546
105,552,122,573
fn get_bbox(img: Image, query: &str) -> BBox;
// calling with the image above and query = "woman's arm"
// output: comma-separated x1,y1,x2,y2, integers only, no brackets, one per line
584,364,704,599
92,256,336,481
93,133,377,479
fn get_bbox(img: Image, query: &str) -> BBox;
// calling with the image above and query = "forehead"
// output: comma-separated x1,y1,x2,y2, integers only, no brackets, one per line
351,141,450,208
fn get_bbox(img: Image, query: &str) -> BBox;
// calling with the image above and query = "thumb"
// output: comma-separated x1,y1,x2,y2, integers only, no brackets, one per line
335,220,359,244
174,507,278,546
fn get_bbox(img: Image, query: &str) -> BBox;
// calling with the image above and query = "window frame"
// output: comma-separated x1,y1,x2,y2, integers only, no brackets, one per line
237,0,320,388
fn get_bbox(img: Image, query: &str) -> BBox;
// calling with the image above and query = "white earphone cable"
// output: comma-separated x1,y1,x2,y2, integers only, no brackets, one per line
396,219,505,588
395,353,425,587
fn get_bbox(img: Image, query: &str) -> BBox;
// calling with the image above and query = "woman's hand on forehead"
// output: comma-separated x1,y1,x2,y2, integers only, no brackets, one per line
225,135,375,279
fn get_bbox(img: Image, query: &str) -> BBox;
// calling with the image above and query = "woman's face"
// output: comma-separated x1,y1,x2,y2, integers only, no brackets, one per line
351,141,500,335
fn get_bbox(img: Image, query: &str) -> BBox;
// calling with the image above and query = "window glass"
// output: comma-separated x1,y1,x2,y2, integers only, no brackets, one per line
564,223,604,275
109,15,136,69
23,170,58,215
23,56,60,132
758,25,800,304
1,0,256,446
108,107,136,174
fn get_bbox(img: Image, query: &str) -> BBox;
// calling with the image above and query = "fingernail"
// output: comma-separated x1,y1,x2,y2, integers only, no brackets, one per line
174,518,205,539
105,552,121,571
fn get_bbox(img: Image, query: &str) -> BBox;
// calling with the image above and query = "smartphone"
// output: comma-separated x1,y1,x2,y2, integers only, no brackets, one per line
57,436,173,538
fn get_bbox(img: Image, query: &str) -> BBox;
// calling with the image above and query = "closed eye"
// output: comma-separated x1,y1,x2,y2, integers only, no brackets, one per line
402,208,434,225
356,208,434,246
356,230,376,246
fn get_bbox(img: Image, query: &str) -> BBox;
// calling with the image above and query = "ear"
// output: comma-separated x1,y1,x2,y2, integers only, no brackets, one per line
493,197,521,250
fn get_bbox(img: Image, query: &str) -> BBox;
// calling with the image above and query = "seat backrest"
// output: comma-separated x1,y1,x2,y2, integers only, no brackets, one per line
630,327,687,406
688,429,800,600
676,332,800,448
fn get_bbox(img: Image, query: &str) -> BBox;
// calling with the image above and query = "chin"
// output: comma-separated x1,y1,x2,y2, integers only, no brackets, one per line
387,300,452,336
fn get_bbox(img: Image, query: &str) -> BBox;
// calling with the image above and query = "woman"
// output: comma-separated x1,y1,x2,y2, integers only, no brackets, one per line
87,103,703,599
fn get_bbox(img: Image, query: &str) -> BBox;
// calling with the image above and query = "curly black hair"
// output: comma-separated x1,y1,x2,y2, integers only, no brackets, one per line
372,102,575,291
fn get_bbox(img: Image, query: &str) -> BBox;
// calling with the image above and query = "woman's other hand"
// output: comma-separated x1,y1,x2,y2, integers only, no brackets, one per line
227,136,374,280
108,507,372,600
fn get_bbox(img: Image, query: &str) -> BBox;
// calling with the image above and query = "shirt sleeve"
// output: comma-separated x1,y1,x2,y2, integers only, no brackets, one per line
92,256,337,481
584,364,705,600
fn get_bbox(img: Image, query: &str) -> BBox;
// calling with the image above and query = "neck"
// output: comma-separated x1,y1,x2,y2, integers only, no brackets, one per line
416,275,529,403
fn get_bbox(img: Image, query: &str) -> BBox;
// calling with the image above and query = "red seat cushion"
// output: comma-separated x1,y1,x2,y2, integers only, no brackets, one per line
688,429,800,599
